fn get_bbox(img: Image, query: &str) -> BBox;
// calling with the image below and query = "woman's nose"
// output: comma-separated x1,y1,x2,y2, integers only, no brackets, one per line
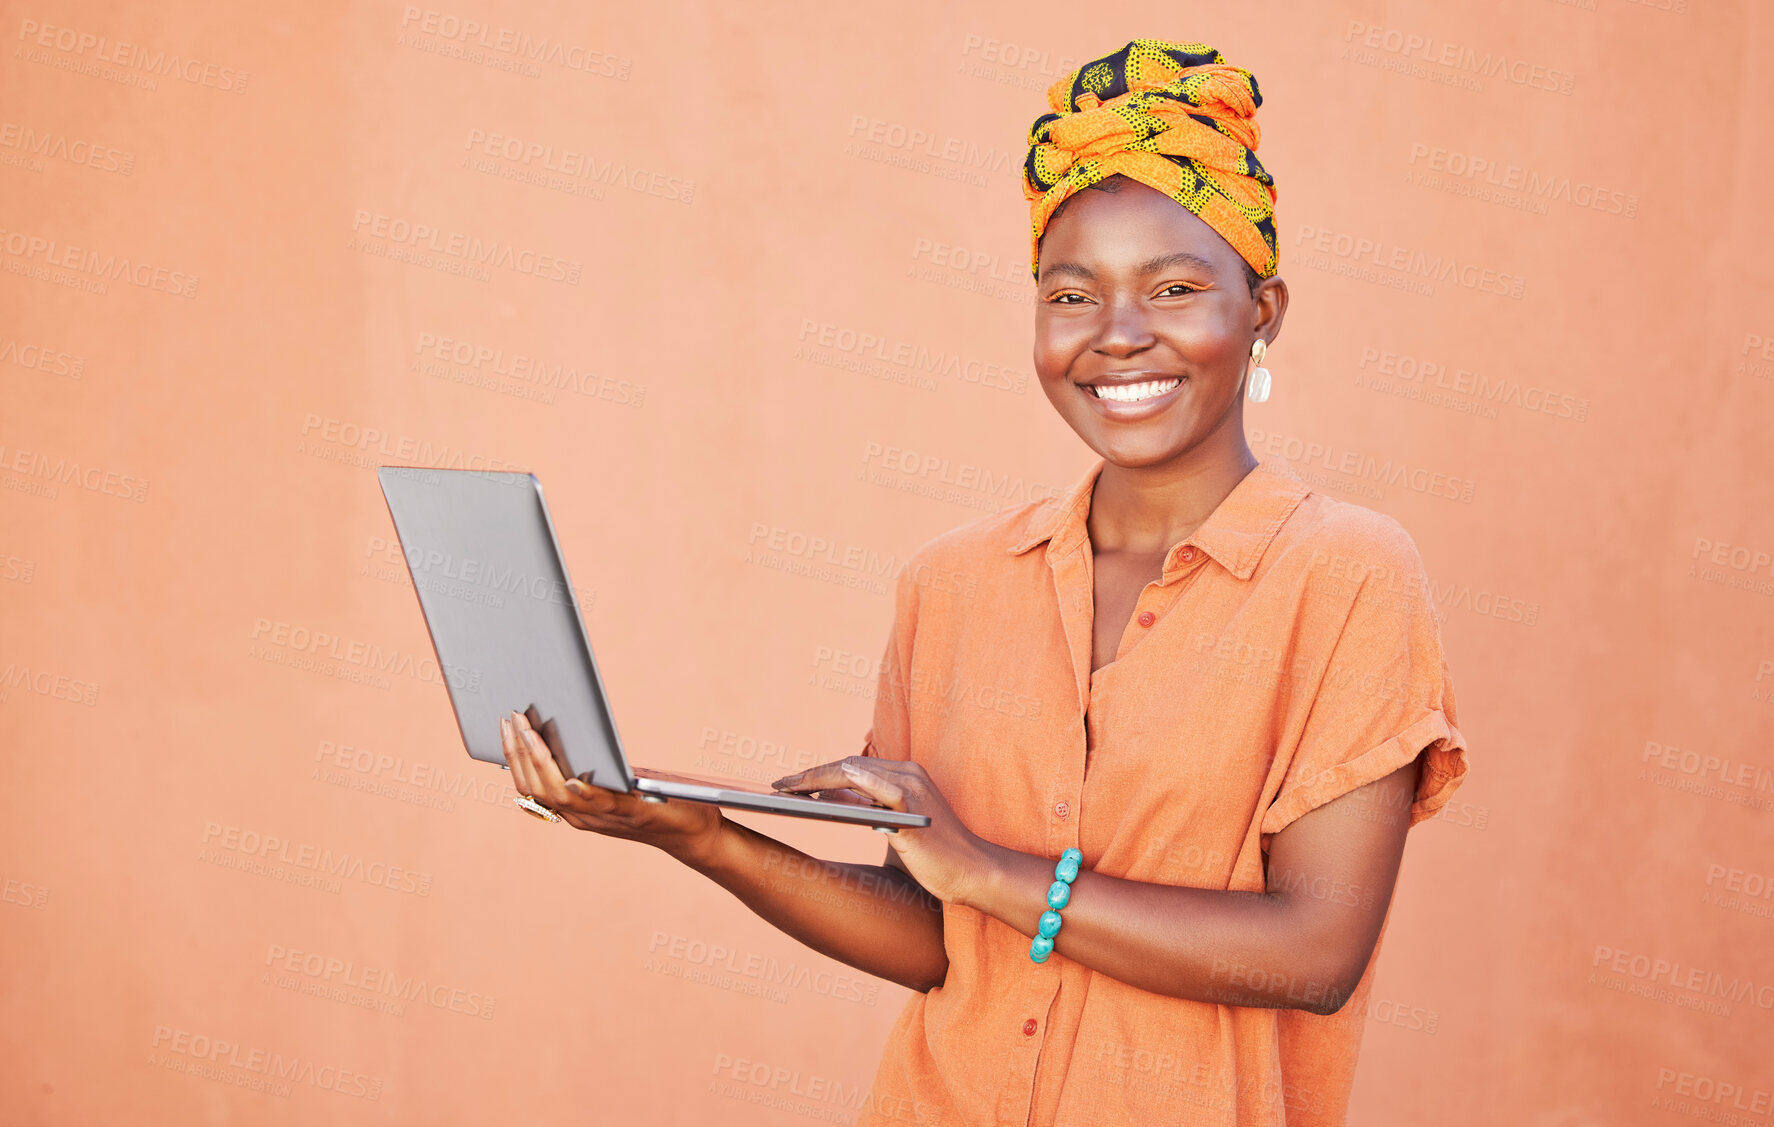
1092,294,1157,357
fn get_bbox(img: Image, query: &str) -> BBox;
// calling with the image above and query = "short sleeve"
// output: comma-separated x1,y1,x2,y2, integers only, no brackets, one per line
1260,520,1470,843
859,560,921,763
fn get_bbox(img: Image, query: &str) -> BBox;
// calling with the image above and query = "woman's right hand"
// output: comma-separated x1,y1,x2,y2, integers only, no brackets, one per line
498,709,726,864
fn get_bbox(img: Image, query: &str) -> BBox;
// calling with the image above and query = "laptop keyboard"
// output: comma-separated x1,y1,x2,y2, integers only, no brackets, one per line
632,766,884,806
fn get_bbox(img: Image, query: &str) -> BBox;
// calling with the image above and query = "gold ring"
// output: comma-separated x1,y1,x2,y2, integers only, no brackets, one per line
513,794,563,823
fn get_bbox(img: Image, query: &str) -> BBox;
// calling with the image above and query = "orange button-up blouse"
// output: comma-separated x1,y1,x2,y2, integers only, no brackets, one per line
855,456,1470,1127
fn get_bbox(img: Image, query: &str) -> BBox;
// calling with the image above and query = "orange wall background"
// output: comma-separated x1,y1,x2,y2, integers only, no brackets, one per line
4,1,1772,1123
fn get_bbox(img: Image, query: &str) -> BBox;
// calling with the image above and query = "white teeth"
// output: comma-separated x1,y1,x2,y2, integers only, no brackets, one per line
1089,378,1182,403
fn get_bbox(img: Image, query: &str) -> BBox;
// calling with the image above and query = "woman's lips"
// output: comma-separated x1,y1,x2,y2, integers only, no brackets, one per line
1078,375,1186,417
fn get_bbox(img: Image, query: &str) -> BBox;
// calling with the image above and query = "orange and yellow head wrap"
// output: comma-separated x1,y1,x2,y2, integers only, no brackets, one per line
1023,39,1278,281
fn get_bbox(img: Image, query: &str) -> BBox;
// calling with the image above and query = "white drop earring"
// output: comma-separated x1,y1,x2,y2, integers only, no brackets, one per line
1246,338,1272,403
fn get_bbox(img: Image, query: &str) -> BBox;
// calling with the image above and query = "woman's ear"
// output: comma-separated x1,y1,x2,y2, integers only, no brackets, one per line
1252,276,1289,349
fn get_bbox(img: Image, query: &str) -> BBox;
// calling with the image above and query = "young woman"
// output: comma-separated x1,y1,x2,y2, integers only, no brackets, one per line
500,39,1470,1127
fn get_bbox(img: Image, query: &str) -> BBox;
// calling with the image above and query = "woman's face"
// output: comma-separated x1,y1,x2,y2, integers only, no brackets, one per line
1033,178,1287,470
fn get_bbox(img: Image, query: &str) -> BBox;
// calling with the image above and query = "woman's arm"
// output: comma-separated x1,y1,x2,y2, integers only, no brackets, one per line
501,711,948,993
774,753,1423,1015
676,822,948,993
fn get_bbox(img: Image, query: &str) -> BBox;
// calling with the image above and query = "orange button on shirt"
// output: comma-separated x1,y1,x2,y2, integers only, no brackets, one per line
855,457,1470,1127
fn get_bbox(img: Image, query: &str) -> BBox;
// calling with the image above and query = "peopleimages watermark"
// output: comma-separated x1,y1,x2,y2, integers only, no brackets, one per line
14,19,250,93
350,208,582,285
1691,538,1774,579
1294,224,1525,299
1404,142,1636,218
0,121,134,176
1340,21,1575,96
1703,862,1774,922
460,127,693,204
396,7,630,80
743,522,896,596
1689,533,1774,598
1355,346,1588,423
199,822,434,898
1208,958,1349,1013
693,726,822,779
0,335,85,379
0,552,36,584
3,877,49,910
413,330,647,407
813,644,1043,720
0,661,99,706
0,227,198,298
148,1026,381,1101
795,318,1028,394
907,236,1035,306
295,413,526,475
843,113,1018,187
1246,428,1477,504
248,616,481,695
312,738,508,815
0,439,148,502
1589,943,1773,1017
262,941,496,1019
758,848,933,923
1738,331,1774,382
1638,740,1774,810
1652,1068,1773,1119
708,1051,940,1124
860,441,1065,513
645,931,880,1006
955,33,1078,92
360,532,596,612
1305,546,1540,628
1090,1039,1316,1117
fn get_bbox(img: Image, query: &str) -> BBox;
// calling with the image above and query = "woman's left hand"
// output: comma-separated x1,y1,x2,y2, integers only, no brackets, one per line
772,758,997,906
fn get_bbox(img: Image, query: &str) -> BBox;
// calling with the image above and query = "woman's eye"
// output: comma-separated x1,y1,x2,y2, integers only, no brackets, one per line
1049,293,1088,304
1160,283,1200,297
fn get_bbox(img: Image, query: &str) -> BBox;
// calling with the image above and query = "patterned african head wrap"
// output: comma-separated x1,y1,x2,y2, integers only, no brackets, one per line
1023,40,1278,281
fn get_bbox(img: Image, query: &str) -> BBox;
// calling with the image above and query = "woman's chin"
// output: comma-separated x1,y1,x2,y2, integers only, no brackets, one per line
1075,424,1199,470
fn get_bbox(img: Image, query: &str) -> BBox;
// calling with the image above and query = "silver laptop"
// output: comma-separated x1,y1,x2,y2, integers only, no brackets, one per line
375,467,927,832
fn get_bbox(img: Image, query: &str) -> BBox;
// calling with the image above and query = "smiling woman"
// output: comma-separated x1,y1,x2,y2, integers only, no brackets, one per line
1033,180,1281,473
495,37,1470,1127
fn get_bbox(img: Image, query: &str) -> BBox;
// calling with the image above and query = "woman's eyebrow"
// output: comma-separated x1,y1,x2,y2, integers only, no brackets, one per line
1041,261,1095,281
1041,252,1219,284
1138,251,1217,275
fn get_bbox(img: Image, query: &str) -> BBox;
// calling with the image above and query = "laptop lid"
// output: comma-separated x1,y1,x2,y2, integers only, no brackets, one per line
375,467,636,791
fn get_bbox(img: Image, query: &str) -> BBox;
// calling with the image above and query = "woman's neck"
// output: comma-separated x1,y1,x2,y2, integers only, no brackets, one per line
1085,439,1259,556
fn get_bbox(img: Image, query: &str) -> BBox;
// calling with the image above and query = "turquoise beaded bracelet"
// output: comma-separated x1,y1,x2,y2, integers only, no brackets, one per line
1028,848,1083,964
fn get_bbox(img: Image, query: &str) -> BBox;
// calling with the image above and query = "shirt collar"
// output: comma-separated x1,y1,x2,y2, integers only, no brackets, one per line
1007,457,1312,581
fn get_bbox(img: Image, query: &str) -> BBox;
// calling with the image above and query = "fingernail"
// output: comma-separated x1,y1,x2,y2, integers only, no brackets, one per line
771,774,798,788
